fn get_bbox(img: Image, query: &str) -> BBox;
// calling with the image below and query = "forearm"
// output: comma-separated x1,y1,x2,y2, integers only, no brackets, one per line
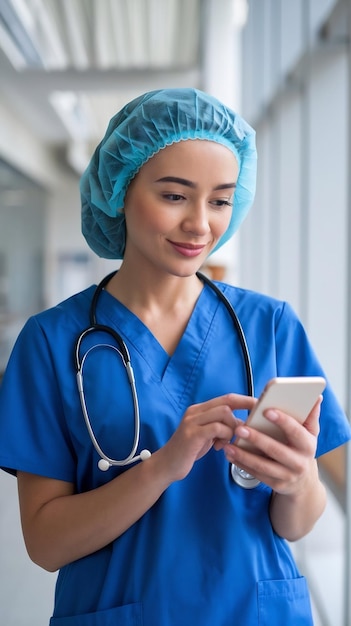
269,460,326,541
18,450,173,572
18,395,255,572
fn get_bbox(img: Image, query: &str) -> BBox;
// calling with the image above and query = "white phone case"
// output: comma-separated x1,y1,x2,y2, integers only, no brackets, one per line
235,376,326,450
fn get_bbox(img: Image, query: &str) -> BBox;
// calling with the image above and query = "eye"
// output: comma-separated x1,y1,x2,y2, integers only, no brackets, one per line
162,193,185,202
211,198,233,208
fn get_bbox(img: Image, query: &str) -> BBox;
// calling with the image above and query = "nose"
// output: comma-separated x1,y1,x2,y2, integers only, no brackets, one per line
181,201,211,236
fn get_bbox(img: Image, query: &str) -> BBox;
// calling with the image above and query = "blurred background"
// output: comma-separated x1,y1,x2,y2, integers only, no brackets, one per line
0,0,350,624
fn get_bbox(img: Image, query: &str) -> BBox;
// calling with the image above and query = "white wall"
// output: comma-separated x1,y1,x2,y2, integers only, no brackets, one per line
240,1,350,623
241,0,348,403
307,51,348,401
0,472,55,626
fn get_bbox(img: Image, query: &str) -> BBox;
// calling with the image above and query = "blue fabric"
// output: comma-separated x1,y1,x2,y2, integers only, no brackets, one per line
0,282,350,625
80,88,257,259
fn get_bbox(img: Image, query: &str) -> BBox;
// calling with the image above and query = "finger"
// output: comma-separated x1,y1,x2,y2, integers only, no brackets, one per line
262,407,319,454
213,437,234,451
236,418,315,460
263,396,322,442
224,442,304,490
232,417,316,472
193,407,239,439
184,405,247,437
187,393,257,416
225,443,286,480
301,397,323,437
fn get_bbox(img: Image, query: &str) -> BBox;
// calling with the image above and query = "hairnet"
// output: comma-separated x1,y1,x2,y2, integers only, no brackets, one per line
80,88,257,259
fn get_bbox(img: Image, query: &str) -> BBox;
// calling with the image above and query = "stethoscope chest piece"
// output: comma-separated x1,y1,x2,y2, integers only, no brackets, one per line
231,464,261,489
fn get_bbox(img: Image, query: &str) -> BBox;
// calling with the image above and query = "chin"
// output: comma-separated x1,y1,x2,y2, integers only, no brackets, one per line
169,262,206,279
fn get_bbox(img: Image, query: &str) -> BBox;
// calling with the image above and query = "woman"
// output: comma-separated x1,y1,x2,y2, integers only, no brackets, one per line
0,88,350,625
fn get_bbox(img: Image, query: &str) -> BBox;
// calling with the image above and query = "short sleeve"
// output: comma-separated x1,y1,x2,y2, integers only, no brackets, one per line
0,316,76,481
275,302,351,457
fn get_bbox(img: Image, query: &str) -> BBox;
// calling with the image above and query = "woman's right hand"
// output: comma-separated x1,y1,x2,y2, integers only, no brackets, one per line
17,393,256,572
158,393,257,482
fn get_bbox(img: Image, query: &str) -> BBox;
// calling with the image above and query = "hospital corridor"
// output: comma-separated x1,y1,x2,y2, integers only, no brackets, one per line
0,1,351,624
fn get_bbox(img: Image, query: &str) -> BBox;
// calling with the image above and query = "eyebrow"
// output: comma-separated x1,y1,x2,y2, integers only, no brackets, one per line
155,176,236,190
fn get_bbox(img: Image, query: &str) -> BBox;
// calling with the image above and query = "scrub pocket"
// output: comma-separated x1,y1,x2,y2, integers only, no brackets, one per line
258,577,313,626
49,602,142,626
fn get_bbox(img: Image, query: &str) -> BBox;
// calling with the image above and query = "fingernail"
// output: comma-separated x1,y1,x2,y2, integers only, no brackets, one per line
265,409,278,421
236,426,250,438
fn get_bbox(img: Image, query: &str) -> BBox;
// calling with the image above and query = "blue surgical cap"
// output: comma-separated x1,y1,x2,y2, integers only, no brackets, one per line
80,88,257,259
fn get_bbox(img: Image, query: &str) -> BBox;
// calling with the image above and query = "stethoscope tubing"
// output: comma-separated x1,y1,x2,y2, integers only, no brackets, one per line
76,341,142,468
197,272,254,397
74,271,258,486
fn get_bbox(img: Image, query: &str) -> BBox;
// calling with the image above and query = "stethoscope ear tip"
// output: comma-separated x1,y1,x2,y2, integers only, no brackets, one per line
98,458,111,471
97,449,151,471
140,449,151,461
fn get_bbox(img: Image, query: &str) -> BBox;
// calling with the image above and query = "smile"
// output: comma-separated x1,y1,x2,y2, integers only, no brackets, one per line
168,241,208,257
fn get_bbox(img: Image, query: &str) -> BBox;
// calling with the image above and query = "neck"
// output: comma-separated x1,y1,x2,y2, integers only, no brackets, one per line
107,265,203,313
104,265,205,355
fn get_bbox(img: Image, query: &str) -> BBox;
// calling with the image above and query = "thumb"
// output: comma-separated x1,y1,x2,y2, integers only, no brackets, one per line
303,396,323,437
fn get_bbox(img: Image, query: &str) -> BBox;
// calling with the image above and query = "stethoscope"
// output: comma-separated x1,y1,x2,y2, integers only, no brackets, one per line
74,271,260,488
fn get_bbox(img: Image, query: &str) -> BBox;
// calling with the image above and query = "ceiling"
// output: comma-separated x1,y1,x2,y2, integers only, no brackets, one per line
0,0,249,177
0,0,211,172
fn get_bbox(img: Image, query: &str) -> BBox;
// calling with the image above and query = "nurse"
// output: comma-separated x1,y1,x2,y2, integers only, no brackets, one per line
0,88,350,626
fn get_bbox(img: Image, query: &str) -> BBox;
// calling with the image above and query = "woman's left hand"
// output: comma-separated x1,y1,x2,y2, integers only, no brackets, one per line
223,398,327,540
224,397,321,495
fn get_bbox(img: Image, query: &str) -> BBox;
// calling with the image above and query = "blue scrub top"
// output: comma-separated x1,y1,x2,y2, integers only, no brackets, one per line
0,281,350,626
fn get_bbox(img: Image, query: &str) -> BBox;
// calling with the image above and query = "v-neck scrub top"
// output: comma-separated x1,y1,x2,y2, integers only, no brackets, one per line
0,281,350,626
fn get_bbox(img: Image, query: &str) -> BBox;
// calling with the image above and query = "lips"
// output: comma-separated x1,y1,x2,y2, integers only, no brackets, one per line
168,241,208,257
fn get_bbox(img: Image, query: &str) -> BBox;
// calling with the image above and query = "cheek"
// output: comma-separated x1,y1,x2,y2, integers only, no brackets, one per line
212,209,233,237
132,208,163,233
124,196,165,236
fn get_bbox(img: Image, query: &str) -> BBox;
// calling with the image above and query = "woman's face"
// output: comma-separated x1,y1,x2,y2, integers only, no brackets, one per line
122,139,239,277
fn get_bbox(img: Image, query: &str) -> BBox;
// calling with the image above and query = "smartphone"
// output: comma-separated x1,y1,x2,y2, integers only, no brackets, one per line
235,376,326,451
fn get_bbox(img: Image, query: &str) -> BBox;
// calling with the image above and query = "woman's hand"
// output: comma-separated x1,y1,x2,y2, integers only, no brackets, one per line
223,397,327,540
18,393,256,572
158,393,256,482
224,397,321,493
